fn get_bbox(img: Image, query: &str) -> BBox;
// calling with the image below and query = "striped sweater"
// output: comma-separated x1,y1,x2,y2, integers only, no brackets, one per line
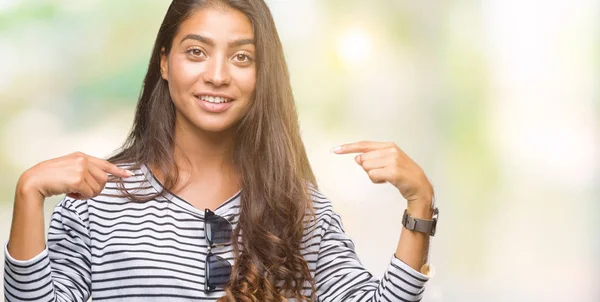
4,164,428,301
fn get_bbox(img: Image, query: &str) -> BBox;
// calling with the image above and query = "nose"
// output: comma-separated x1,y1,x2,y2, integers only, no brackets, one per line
202,55,231,87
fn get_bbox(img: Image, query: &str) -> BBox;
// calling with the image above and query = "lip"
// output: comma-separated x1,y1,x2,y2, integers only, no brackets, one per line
195,95,235,113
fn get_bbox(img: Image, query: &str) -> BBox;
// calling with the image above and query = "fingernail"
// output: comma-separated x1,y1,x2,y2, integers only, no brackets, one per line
331,146,342,153
124,170,134,177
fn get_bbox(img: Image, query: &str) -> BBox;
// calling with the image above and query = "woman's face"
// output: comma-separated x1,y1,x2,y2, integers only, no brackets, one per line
160,6,256,134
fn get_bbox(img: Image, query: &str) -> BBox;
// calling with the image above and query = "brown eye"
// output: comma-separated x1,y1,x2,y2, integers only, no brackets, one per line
233,53,252,63
186,48,205,57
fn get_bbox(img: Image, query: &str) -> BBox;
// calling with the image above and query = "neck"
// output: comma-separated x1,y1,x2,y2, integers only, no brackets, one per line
172,117,238,179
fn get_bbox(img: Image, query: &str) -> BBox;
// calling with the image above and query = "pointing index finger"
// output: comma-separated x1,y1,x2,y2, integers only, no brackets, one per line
88,156,133,178
333,141,393,154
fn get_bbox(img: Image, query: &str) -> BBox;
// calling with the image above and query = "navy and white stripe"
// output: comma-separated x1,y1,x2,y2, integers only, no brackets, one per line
4,164,428,301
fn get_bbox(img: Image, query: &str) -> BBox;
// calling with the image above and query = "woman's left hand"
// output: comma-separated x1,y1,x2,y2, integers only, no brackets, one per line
333,141,434,213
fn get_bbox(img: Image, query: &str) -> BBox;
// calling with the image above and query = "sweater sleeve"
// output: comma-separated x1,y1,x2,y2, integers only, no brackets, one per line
4,198,92,302
314,211,429,302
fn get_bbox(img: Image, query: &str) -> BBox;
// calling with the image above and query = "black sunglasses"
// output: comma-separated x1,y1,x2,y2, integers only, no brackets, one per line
204,209,233,292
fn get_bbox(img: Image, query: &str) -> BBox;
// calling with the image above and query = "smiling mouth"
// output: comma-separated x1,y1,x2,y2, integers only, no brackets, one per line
197,95,234,104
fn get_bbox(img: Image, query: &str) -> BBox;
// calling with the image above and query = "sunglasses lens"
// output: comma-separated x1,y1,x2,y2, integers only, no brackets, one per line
206,254,232,289
204,210,233,292
205,211,232,245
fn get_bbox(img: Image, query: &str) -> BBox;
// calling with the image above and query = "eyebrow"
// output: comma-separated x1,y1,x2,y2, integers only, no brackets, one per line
180,34,255,47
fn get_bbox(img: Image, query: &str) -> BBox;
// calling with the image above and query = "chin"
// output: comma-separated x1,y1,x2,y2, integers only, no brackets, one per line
176,106,246,134
194,118,238,133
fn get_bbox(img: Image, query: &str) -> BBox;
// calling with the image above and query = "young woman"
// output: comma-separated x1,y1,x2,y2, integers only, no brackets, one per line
5,0,437,301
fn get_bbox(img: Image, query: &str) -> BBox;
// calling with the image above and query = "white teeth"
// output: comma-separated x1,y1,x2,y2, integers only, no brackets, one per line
199,95,231,104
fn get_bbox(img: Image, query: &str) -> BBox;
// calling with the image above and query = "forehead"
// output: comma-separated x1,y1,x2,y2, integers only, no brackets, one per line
177,6,254,42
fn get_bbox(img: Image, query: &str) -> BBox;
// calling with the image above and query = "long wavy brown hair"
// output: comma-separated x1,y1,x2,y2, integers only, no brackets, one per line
107,0,317,301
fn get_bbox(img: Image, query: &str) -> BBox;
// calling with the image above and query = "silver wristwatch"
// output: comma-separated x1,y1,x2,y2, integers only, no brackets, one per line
402,207,439,236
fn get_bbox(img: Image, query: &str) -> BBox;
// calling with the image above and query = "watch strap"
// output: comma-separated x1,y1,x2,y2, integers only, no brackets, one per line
402,208,439,236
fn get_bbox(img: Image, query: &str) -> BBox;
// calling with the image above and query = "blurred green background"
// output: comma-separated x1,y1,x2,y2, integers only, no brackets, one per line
0,0,598,301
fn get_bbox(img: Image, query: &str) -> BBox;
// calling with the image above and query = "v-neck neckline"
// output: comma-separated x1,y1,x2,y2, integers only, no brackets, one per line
140,163,242,217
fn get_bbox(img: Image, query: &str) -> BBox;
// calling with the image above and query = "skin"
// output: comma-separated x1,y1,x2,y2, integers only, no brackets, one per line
7,6,257,261
160,7,256,134
8,153,132,260
8,6,434,274
156,6,256,209
334,142,434,272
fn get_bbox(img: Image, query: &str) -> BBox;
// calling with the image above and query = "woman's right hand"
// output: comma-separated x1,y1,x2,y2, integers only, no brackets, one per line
17,152,133,201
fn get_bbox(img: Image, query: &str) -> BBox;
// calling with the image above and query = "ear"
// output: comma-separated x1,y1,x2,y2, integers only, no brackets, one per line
160,47,168,81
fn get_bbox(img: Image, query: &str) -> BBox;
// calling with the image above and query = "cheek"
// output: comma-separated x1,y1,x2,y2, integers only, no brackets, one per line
238,70,256,98
168,58,199,92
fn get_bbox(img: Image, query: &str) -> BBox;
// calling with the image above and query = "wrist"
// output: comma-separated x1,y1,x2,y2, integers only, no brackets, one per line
407,197,434,219
16,172,44,203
